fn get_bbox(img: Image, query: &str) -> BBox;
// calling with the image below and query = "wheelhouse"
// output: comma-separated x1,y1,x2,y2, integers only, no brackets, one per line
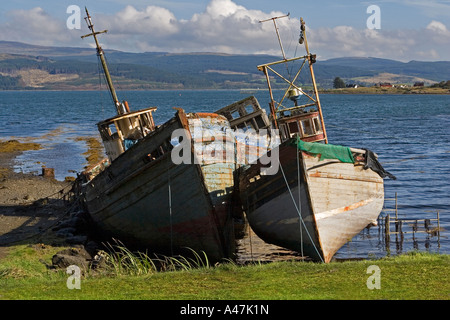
216,96,271,132
97,107,157,161
278,110,325,142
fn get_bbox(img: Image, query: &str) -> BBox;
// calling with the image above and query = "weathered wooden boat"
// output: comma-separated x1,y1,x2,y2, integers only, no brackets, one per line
237,16,395,263
78,9,238,262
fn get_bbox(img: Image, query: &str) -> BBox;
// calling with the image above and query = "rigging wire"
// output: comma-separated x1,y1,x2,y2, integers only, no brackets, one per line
279,162,324,263
297,147,304,257
97,55,106,117
104,53,124,100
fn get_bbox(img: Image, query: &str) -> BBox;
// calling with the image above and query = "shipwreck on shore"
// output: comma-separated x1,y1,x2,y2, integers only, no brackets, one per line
77,9,395,263
233,15,396,263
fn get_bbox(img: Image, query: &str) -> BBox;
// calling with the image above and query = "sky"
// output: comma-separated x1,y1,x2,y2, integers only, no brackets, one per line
1,0,449,61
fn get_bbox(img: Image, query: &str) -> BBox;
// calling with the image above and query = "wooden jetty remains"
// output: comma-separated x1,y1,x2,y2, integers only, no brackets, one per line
379,193,442,253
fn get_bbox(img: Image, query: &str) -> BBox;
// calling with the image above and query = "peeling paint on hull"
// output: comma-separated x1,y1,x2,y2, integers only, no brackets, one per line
82,111,238,262
239,139,384,263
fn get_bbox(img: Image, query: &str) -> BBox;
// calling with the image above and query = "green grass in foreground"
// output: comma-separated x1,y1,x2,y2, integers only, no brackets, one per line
0,244,448,300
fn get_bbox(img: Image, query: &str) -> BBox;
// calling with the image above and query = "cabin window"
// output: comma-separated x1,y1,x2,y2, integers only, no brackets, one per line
288,121,300,135
231,111,241,119
245,105,254,114
301,119,314,136
313,117,322,132
255,116,266,129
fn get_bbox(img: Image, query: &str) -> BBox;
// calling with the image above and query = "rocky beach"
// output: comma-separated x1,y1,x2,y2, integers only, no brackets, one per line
0,140,104,270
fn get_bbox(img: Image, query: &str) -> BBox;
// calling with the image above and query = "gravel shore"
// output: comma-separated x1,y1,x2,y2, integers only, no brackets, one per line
0,150,74,259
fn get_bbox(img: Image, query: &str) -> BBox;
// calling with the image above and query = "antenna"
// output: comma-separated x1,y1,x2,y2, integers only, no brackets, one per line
81,7,122,114
299,17,327,143
259,13,290,60
256,17,328,143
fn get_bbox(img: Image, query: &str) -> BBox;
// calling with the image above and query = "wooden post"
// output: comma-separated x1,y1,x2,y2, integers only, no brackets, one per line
384,214,390,252
394,192,398,219
424,219,430,232
437,211,441,247
42,167,55,179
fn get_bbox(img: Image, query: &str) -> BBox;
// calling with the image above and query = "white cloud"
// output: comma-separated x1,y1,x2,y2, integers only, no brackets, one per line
2,7,74,45
98,5,179,36
0,1,449,61
90,0,294,55
426,20,448,33
308,20,449,61
423,20,450,48
203,0,246,18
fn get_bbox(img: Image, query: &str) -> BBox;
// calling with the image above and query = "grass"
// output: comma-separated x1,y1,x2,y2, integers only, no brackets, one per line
102,240,213,276
0,243,448,301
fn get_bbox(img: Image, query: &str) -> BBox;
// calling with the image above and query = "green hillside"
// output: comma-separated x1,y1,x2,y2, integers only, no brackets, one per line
0,41,449,90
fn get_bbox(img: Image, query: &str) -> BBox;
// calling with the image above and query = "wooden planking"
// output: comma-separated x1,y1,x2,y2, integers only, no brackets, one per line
240,141,386,263
315,199,384,262
83,111,237,261
304,155,384,214
239,141,325,262
302,152,384,262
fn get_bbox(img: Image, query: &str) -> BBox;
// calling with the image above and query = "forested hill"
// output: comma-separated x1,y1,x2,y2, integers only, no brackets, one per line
0,41,449,90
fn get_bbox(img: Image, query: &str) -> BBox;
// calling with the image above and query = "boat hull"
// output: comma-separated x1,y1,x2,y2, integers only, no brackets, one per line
239,139,384,263
82,111,237,262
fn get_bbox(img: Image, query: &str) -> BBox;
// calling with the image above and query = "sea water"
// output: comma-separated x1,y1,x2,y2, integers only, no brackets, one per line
1,90,448,259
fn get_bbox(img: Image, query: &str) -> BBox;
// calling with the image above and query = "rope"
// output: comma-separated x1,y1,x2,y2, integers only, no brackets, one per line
296,147,304,256
279,161,324,263
97,55,106,117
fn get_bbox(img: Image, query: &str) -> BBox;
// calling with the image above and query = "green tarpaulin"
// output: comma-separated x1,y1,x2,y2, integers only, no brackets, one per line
293,138,355,163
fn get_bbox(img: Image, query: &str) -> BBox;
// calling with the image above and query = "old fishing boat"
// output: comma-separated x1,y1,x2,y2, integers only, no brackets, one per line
237,16,395,263
78,9,238,261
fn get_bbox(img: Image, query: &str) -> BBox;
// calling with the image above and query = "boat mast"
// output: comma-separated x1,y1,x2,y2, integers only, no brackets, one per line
300,18,327,143
258,16,328,143
260,14,290,61
81,7,123,115
259,14,290,129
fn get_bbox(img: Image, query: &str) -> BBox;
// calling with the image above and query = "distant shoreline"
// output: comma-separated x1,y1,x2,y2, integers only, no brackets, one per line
1,87,450,94
319,87,450,95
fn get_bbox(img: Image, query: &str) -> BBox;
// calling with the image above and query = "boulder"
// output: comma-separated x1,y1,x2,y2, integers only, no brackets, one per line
51,246,92,270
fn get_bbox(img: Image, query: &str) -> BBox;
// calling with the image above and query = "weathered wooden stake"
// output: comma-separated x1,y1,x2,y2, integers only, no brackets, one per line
42,167,55,179
384,214,390,251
